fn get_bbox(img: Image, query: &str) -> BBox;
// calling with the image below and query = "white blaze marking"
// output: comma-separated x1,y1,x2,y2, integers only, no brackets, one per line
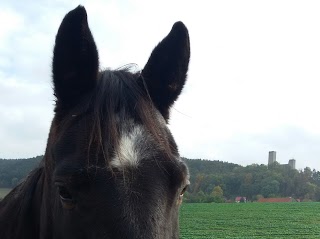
110,126,144,169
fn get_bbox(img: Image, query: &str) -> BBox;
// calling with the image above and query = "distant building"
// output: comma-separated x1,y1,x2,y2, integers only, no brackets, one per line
267,151,296,170
288,159,296,170
258,197,297,203
235,197,246,203
268,151,276,166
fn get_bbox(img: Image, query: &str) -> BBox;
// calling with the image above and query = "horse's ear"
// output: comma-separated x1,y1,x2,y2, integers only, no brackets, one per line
141,22,190,120
52,6,99,108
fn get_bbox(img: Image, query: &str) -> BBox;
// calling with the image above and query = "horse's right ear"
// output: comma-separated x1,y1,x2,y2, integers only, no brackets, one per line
141,22,190,120
52,6,99,109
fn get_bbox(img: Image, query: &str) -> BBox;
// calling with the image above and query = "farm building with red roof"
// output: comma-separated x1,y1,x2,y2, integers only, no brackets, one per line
235,196,246,203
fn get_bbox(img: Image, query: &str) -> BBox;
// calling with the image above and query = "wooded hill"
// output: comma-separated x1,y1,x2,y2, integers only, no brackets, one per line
183,158,320,203
1,156,319,202
0,156,42,188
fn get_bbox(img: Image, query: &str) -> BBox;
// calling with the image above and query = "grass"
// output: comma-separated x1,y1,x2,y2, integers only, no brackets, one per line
179,202,320,239
0,188,12,199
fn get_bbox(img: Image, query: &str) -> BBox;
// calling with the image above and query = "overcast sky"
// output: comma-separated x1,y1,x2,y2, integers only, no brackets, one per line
1,0,320,171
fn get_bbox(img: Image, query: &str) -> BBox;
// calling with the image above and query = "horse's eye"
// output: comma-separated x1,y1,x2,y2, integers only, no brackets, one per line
180,185,188,197
178,185,189,205
58,186,75,210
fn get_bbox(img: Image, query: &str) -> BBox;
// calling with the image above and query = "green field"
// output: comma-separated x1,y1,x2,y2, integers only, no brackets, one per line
180,202,320,238
0,188,11,199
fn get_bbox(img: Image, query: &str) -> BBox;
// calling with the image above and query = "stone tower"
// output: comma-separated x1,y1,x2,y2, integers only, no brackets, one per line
268,151,276,165
288,159,296,170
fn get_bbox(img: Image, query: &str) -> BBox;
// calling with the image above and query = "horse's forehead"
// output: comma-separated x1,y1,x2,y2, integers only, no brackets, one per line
107,107,171,168
110,124,147,169
110,120,162,169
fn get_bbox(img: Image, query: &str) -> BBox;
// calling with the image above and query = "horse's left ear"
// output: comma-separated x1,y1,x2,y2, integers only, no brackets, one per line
52,6,99,109
141,22,190,120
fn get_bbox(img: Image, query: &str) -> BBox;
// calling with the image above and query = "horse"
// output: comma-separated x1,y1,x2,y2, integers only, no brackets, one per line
0,5,190,239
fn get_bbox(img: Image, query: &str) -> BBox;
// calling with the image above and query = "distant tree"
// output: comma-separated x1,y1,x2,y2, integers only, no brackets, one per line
312,170,320,185
212,186,224,203
304,182,317,200
304,167,313,179
315,187,320,202
261,180,280,198
196,191,206,203
255,194,264,201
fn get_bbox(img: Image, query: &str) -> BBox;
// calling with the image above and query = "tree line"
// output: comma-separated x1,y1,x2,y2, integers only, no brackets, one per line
183,158,320,203
0,156,319,203
0,156,42,188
